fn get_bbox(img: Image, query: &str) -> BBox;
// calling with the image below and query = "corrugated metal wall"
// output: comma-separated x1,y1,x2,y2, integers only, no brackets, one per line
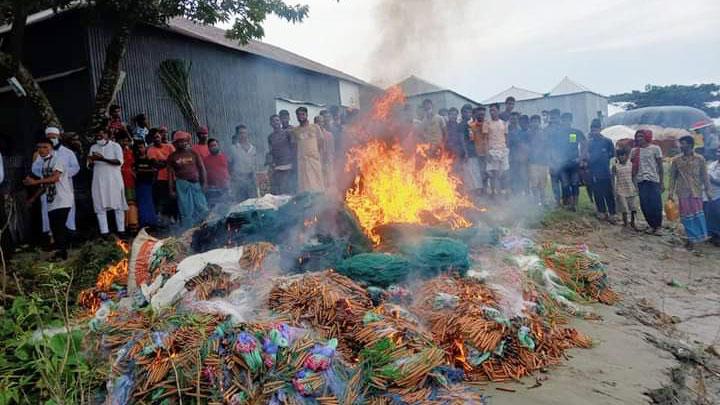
515,93,609,133
86,24,342,159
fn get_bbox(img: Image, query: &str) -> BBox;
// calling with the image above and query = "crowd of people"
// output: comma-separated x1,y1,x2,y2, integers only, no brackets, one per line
412,96,720,250
21,104,344,260
12,95,720,259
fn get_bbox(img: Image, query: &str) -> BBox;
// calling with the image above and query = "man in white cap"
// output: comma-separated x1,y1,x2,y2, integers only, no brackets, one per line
32,126,80,238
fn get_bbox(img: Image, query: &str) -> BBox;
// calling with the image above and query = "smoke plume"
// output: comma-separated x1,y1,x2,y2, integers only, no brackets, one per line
368,0,471,86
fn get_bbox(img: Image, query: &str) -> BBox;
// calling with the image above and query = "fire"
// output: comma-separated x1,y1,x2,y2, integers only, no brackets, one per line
95,240,130,291
370,85,405,121
454,340,472,371
345,141,472,244
344,87,473,244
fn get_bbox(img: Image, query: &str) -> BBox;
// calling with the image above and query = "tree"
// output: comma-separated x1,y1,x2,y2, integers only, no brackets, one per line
0,1,75,127
0,0,310,133
610,84,720,118
85,0,309,135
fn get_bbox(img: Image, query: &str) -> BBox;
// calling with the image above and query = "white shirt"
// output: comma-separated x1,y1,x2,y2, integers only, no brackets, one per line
707,160,720,202
89,140,127,213
0,152,4,185
32,145,80,179
228,143,257,175
42,155,74,211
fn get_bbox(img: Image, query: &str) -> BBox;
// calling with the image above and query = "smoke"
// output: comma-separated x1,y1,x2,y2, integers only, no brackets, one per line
368,0,472,86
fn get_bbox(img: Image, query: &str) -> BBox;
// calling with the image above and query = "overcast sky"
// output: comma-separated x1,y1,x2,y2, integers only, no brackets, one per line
249,0,719,101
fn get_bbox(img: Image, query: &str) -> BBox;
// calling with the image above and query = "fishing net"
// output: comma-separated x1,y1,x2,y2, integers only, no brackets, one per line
292,235,348,274
335,253,412,288
398,237,470,278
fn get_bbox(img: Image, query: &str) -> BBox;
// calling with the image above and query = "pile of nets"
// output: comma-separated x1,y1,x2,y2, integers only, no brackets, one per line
399,237,470,277
75,217,616,404
101,312,352,404
409,277,592,382
333,237,471,288
539,243,619,305
335,253,411,288
500,237,619,318
268,271,373,357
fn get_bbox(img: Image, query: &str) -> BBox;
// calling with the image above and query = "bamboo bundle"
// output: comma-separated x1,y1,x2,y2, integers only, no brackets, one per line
268,271,372,356
540,243,619,305
410,276,593,382
239,242,278,271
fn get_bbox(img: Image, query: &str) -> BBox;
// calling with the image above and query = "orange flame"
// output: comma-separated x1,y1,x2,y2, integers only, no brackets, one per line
370,85,405,121
344,87,474,244
454,339,472,371
345,140,472,244
95,240,130,291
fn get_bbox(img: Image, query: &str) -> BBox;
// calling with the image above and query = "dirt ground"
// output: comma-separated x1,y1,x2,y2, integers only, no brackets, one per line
485,212,720,405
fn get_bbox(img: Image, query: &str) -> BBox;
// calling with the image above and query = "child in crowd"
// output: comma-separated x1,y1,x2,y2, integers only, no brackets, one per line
612,148,638,229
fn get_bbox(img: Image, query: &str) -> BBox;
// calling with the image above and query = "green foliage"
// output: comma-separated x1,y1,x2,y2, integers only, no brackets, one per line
86,0,310,43
0,266,107,404
610,83,720,118
0,1,75,26
10,239,124,302
159,59,200,130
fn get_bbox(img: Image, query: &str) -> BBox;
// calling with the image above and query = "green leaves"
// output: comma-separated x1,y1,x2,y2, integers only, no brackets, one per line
85,0,310,43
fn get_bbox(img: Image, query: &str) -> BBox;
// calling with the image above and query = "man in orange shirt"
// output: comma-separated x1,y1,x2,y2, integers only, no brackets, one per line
192,126,211,159
147,130,176,222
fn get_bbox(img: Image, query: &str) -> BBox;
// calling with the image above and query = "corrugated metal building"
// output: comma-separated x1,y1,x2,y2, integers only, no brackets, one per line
396,76,480,112
483,77,608,133
0,8,377,158
0,8,377,244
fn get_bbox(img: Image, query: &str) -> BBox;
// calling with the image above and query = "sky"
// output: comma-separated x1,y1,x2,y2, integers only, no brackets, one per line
240,0,719,101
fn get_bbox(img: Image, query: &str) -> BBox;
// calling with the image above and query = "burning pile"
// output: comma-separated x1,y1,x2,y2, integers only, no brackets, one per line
344,87,474,245
76,88,620,404
77,240,130,312
345,141,473,245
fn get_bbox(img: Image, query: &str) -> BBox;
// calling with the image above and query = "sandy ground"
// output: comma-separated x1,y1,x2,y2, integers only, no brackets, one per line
481,210,720,404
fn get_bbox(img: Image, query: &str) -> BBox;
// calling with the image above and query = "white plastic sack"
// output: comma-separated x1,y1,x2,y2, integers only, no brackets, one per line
150,247,245,310
227,194,293,214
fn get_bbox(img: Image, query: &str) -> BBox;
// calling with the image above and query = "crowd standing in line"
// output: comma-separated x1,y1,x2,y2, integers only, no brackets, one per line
436,96,720,250
17,96,720,260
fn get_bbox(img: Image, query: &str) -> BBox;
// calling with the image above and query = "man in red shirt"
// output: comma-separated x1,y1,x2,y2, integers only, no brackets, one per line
203,138,230,206
192,126,210,159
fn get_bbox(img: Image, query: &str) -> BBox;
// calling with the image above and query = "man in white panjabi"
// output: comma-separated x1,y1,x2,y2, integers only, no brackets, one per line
88,127,128,235
291,107,326,193
32,127,80,237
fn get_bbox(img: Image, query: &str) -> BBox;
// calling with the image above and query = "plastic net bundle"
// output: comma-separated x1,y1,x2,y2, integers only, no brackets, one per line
409,276,592,382
335,253,411,288
398,237,470,278
539,243,619,305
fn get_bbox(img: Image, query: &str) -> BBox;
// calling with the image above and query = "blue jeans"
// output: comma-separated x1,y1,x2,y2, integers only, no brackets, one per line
176,179,209,228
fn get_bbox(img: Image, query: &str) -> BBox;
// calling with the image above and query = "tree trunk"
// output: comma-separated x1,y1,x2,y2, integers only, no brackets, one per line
0,2,61,128
8,0,28,72
86,20,135,139
0,52,61,128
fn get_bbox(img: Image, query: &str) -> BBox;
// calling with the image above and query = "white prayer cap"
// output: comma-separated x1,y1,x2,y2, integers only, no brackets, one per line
45,127,61,135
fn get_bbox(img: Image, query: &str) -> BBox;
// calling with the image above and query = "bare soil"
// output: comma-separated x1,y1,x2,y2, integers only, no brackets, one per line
486,211,720,404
